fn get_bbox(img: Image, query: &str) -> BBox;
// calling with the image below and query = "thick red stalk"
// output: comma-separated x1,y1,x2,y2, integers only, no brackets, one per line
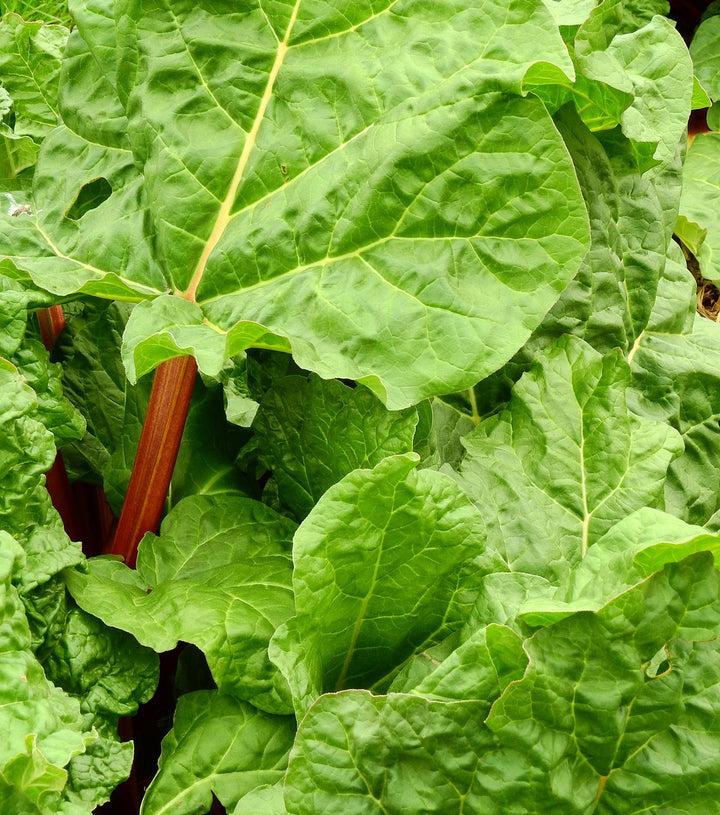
37,304,66,349
110,356,197,567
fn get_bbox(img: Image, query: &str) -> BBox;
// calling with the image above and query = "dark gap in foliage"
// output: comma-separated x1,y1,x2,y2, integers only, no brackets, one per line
669,0,716,42
64,177,112,221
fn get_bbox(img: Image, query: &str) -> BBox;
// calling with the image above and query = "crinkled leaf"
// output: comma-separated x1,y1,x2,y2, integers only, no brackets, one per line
532,106,667,355
140,690,295,815
678,133,720,282
690,13,720,104
11,338,85,449
66,495,296,712
519,508,720,625
248,374,417,519
456,336,682,587
0,15,67,142
573,1,691,165
399,624,527,708
1,0,592,408
629,319,720,525
0,533,108,815
292,454,497,693
413,397,475,471
26,577,158,720
286,554,720,814
0,358,81,588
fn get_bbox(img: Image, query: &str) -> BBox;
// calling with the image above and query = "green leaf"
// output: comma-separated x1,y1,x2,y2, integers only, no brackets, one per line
11,338,85,449
285,554,720,814
678,133,720,282
692,75,713,109
401,624,528,707
0,358,81,589
140,691,295,815
540,0,597,27
26,577,159,721
233,783,286,815
412,397,475,471
674,213,707,257
519,508,720,625
530,106,668,355
629,319,720,525
249,374,417,519
690,13,720,104
642,240,696,335
574,1,692,165
65,494,296,712
292,454,498,692
0,532,107,815
456,336,682,587
708,101,720,131
2,0,592,408
0,15,68,142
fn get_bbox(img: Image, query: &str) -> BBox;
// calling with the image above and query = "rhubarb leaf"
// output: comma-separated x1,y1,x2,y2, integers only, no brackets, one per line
285,553,720,814
629,319,720,526
0,358,81,589
65,495,296,713
456,335,682,586
678,133,720,282
248,374,417,519
292,454,499,693
0,532,114,814
140,691,295,815
1,0,592,408
0,15,67,142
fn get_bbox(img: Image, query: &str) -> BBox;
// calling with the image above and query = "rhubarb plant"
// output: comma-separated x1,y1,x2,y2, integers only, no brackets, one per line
4,0,720,813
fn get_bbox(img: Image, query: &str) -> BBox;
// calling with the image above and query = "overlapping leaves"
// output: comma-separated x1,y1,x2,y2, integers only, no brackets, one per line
0,0,594,408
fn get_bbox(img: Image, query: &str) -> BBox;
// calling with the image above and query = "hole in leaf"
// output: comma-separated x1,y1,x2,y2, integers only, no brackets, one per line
645,645,672,679
64,177,112,220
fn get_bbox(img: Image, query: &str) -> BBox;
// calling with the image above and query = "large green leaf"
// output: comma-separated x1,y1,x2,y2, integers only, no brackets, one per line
140,691,295,815
456,335,682,586
285,553,720,814
0,0,592,408
291,454,499,693
65,494,296,712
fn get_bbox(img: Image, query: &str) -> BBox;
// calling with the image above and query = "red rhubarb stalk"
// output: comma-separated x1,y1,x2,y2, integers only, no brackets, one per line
37,304,66,349
110,355,197,567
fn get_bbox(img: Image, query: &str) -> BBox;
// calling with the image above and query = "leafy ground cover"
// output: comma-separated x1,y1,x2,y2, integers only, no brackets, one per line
3,0,720,812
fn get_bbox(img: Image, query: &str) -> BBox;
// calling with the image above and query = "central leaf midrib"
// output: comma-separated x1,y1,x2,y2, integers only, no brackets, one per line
180,0,303,302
